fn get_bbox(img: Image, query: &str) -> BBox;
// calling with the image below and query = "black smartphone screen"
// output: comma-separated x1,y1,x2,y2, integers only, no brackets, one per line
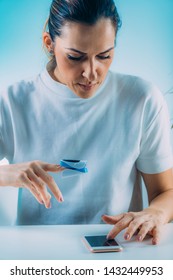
85,235,119,247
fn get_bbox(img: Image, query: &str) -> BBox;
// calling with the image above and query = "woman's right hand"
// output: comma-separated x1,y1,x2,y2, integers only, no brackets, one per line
0,161,64,208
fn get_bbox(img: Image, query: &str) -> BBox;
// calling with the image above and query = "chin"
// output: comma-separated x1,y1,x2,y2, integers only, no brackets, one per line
79,95,93,99
73,84,100,99
76,90,96,99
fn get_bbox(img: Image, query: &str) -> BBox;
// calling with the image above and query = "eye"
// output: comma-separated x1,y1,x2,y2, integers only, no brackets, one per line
67,55,83,61
97,55,111,60
67,54,111,61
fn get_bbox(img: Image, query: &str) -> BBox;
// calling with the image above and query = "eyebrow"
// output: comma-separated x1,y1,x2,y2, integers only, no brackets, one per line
65,46,114,55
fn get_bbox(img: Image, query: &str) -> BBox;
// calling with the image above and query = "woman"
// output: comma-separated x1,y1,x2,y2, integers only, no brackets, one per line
0,0,173,245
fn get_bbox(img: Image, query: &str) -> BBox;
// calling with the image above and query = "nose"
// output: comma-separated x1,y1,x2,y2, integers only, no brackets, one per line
82,59,98,82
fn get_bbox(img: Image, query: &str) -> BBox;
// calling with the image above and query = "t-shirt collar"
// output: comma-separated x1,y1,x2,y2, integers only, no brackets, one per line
40,63,110,100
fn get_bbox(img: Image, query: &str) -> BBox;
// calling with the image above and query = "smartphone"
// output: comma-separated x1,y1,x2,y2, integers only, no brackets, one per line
83,235,123,253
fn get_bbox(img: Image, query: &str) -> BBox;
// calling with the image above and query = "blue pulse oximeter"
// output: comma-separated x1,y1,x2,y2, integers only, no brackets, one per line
60,159,88,173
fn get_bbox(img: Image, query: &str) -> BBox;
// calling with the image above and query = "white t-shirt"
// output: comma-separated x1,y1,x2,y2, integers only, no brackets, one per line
0,68,172,225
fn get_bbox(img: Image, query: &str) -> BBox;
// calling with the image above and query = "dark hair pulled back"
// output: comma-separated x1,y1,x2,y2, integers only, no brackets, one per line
48,0,121,41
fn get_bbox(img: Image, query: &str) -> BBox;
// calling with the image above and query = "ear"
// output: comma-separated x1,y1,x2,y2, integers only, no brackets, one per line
42,32,54,52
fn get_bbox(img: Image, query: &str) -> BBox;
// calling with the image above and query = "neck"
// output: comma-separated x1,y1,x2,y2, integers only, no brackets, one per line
48,66,66,86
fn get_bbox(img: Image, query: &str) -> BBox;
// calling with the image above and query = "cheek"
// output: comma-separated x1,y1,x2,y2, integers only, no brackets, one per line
57,57,70,71
57,58,80,79
105,58,113,69
99,61,112,76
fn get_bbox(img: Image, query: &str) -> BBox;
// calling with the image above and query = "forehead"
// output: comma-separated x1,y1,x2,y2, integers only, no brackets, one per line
55,18,116,51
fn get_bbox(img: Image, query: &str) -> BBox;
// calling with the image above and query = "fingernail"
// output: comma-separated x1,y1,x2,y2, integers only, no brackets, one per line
106,234,112,240
137,235,142,241
124,233,130,240
46,201,51,209
152,239,158,245
102,214,108,217
59,196,64,202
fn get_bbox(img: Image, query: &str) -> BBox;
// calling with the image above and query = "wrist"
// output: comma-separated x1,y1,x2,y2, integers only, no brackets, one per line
144,206,167,224
0,165,10,186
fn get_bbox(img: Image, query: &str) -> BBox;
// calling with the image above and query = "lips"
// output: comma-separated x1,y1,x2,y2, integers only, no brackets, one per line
78,83,97,91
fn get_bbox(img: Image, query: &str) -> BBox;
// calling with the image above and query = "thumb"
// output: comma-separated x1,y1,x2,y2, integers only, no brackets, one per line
42,163,65,173
102,213,124,224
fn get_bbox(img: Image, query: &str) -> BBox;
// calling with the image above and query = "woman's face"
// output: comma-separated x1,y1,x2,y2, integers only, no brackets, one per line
52,18,116,98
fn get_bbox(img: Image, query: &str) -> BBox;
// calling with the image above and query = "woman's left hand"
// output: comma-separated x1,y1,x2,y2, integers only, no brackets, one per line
102,208,165,245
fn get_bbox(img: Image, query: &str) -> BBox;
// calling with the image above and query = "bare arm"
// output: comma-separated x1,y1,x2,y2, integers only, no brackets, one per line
142,168,173,223
102,168,173,244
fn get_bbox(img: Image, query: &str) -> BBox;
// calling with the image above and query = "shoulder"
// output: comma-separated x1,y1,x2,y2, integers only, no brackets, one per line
108,70,162,96
108,70,164,109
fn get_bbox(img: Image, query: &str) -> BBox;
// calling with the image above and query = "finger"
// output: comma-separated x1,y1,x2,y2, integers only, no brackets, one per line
34,165,64,202
28,186,45,205
102,214,125,224
124,216,143,241
136,221,153,242
20,173,44,205
147,230,153,236
27,169,52,208
41,163,65,173
152,227,161,245
106,214,133,239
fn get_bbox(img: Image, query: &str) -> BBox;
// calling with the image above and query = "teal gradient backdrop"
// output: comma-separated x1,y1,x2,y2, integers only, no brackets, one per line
0,1,173,225
0,0,173,92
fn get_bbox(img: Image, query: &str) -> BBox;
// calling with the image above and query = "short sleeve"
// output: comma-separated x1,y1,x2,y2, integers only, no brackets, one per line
0,89,14,162
0,136,5,161
136,95,173,174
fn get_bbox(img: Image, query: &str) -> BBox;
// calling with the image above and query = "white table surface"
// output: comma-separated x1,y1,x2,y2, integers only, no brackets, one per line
0,223,172,260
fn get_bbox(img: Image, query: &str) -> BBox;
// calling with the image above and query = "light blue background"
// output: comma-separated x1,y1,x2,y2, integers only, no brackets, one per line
0,0,173,93
0,0,173,225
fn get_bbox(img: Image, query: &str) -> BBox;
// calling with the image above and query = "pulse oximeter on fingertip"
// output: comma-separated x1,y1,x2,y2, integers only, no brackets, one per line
60,159,88,173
